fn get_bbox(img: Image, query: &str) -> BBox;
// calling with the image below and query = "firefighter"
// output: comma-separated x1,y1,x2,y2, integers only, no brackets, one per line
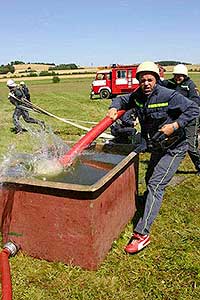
110,109,138,144
7,79,45,134
107,61,199,254
161,64,200,174
20,81,31,101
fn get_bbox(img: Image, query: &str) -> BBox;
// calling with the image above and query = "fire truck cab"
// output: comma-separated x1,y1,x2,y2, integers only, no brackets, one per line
90,64,164,100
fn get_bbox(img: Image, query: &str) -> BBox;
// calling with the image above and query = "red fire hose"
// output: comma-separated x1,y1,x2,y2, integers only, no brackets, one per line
0,242,19,300
0,249,12,300
59,110,125,167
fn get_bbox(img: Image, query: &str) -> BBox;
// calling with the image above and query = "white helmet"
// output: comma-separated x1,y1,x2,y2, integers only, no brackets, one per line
173,64,188,76
7,79,17,88
136,61,160,80
20,81,25,85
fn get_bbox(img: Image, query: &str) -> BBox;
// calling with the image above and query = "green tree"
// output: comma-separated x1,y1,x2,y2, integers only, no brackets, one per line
0,64,15,74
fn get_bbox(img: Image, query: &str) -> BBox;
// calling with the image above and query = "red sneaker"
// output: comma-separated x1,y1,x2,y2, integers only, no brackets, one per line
124,232,150,254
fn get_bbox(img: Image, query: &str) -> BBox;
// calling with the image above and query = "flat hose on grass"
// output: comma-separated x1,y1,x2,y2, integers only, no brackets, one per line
59,110,126,167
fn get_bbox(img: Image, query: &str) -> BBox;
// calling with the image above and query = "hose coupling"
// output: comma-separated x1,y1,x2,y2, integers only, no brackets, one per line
3,241,20,257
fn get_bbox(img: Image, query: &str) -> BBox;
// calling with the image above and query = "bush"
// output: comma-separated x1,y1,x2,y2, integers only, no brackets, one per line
26,73,38,77
0,64,15,74
52,76,60,83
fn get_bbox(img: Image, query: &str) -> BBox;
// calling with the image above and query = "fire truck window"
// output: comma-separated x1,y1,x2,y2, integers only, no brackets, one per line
117,70,126,78
97,74,104,80
106,73,111,80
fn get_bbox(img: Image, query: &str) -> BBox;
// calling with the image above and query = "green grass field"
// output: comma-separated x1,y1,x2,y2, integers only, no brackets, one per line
0,75,200,300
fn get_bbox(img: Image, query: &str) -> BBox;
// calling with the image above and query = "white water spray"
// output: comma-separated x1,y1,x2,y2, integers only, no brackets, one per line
0,126,71,181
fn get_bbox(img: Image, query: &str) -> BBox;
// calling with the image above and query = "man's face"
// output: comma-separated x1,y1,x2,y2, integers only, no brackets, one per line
139,73,157,95
173,74,185,84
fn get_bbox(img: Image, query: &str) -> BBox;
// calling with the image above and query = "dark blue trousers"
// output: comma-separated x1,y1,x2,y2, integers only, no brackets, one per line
185,117,200,171
134,143,188,235
13,107,43,133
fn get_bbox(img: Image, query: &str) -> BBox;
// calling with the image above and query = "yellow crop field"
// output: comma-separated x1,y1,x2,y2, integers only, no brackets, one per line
13,63,53,72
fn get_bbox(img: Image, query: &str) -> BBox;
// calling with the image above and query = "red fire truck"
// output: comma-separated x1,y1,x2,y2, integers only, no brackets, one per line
90,64,164,100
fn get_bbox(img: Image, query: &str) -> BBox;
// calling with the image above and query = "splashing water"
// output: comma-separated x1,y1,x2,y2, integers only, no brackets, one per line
27,125,70,158
0,144,33,180
0,126,71,181
0,125,127,184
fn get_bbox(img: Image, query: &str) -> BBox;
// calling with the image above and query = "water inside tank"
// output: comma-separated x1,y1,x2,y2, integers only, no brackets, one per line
47,152,126,185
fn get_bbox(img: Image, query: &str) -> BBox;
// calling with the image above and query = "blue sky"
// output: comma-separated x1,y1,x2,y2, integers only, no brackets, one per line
1,0,200,66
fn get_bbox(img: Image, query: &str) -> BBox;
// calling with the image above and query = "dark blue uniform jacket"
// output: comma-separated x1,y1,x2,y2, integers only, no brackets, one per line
9,87,24,107
109,84,199,145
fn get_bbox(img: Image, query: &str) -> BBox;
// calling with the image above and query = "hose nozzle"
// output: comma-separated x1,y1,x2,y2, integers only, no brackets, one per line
3,241,20,257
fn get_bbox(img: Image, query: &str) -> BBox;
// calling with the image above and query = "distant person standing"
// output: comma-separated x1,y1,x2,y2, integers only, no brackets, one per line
161,64,200,174
7,79,45,134
20,81,31,100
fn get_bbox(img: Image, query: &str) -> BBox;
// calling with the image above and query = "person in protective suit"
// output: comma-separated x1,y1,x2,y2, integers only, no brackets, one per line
107,61,199,254
110,109,138,144
7,79,45,134
161,64,200,174
20,81,31,101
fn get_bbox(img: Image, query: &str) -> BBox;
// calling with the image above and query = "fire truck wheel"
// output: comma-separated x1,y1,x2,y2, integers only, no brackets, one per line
100,89,111,99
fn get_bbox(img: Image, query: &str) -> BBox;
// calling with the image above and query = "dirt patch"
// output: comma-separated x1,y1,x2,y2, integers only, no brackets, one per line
168,175,186,187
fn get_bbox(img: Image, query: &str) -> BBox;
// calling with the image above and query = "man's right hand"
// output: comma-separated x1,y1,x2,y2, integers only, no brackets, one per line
107,108,118,120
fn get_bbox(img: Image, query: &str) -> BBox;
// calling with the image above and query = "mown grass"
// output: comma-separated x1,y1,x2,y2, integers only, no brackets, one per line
0,75,200,300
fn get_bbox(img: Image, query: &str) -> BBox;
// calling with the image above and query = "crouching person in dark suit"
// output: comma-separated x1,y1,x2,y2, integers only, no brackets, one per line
110,109,138,144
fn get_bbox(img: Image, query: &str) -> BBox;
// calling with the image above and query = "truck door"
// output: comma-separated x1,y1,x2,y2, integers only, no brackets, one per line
112,69,127,95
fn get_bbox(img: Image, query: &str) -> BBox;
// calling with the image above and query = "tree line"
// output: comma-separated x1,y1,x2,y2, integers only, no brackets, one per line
0,61,78,75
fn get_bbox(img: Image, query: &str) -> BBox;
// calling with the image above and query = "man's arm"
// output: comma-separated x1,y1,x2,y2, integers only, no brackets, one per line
169,91,200,128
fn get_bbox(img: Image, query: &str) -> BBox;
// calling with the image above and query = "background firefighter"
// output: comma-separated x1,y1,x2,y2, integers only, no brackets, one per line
161,64,200,175
6,79,45,134
20,81,31,101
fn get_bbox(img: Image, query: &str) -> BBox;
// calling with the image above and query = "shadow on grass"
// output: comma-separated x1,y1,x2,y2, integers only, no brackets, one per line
176,169,197,175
